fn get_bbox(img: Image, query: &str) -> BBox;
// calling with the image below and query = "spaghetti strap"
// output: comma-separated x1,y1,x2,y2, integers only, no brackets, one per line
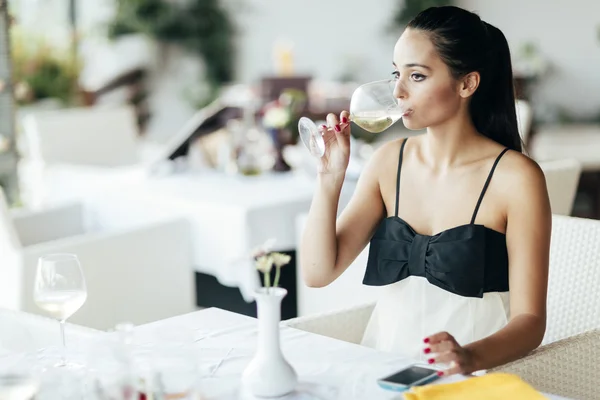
471,148,510,224
394,138,408,217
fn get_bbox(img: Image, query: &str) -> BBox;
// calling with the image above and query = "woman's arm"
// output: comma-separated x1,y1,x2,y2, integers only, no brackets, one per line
300,138,393,288
426,154,552,375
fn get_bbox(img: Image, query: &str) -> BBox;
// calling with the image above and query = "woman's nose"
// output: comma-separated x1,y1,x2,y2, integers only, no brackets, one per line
393,80,407,99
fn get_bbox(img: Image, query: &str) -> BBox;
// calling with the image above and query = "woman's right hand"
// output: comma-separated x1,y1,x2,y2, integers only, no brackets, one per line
317,111,351,175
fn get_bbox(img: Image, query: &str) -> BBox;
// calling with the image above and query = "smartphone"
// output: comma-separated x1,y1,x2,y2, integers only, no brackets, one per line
377,364,440,392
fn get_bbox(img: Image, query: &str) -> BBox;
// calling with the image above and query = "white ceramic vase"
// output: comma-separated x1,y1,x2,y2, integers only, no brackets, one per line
241,287,297,397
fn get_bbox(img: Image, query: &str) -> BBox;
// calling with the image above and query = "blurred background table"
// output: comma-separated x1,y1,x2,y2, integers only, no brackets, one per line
35,164,358,319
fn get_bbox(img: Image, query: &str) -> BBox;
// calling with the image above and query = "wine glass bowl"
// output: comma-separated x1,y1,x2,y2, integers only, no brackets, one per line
298,79,405,157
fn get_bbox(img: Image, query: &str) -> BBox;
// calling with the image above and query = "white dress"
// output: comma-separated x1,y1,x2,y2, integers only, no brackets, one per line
360,276,510,362
360,139,511,362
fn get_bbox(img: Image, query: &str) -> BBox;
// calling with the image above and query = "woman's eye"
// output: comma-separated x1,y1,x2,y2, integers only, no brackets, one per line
391,71,400,80
411,73,426,82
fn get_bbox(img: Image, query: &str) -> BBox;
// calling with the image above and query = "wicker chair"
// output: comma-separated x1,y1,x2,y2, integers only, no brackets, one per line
543,215,600,344
489,329,600,400
283,302,376,345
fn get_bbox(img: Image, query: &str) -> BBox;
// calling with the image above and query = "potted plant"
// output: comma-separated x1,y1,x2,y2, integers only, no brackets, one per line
108,0,236,108
11,28,81,108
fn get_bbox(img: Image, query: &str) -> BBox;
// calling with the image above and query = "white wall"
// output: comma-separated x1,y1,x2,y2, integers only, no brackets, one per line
230,0,400,83
458,0,600,120
232,0,600,121
225,0,600,124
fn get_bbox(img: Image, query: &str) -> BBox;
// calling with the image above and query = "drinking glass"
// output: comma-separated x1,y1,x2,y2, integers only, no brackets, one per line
298,79,408,157
34,254,87,368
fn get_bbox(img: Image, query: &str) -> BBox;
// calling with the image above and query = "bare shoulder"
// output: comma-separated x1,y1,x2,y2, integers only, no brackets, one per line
494,150,549,209
496,150,546,191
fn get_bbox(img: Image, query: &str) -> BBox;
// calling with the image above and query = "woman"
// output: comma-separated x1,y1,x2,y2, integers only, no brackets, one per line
300,6,551,377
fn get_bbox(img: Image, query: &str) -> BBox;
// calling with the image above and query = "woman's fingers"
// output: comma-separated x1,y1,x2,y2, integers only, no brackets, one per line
425,339,455,355
326,113,341,133
340,110,350,128
425,332,458,347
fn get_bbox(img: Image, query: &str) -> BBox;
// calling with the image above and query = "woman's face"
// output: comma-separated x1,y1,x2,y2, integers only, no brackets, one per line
392,28,465,130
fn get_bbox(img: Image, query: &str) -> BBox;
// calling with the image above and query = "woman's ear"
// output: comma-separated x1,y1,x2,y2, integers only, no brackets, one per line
459,72,480,98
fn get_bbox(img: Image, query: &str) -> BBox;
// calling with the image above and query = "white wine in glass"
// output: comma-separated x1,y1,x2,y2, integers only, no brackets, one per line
34,254,87,368
350,109,405,133
298,79,408,157
34,290,87,321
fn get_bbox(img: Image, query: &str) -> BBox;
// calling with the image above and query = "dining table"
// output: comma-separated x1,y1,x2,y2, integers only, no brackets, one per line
1,307,572,399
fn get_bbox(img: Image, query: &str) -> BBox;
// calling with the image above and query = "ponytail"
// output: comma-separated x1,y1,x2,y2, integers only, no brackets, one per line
408,7,522,152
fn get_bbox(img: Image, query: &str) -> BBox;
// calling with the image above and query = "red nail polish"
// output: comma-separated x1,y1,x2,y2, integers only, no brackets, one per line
342,117,348,123
334,124,341,132
437,371,444,377
321,125,328,130
428,358,434,364
424,348,431,354
424,338,430,344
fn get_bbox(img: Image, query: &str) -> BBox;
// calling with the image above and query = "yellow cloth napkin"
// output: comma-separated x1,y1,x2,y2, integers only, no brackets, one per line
403,373,547,400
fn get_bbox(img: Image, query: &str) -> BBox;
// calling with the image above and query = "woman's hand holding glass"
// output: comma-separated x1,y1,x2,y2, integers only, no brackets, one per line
316,111,352,176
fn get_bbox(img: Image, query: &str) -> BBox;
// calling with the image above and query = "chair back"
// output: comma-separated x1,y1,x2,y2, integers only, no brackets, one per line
22,106,140,167
516,99,533,143
544,215,600,344
539,158,582,216
0,188,23,310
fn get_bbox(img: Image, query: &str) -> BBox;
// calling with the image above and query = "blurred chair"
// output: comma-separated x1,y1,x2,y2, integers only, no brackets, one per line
18,105,167,208
21,105,140,167
516,99,533,144
0,189,196,331
529,124,600,219
282,302,375,344
285,215,600,347
539,158,582,216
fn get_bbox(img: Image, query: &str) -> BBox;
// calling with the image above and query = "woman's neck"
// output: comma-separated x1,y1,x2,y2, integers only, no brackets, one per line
422,115,482,172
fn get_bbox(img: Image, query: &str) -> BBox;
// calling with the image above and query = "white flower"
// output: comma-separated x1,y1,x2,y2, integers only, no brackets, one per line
255,255,273,274
271,252,291,268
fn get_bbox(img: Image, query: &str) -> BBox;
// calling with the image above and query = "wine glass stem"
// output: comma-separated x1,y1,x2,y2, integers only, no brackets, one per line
59,320,66,366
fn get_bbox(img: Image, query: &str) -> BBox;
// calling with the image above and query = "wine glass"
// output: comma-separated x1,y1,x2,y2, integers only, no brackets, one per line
34,254,87,368
298,79,407,157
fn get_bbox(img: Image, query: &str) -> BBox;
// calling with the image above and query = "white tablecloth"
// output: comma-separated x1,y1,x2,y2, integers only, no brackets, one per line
132,308,570,400
0,308,571,399
0,308,101,357
25,164,357,301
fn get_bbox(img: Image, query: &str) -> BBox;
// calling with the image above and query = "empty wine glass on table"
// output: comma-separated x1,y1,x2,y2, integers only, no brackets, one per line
34,254,87,368
298,79,409,157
